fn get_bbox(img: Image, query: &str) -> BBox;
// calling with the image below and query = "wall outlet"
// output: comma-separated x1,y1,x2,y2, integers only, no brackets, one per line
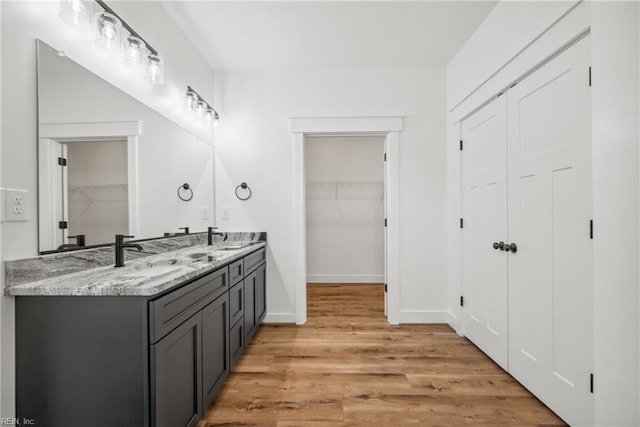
221,207,230,220
201,207,210,220
4,189,30,222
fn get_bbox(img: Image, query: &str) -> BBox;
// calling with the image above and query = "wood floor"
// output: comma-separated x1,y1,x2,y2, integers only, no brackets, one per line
198,284,565,426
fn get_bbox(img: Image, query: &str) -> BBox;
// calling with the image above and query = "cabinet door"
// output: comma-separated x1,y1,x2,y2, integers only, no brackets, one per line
202,294,229,410
151,313,202,427
243,271,256,342
461,95,509,370
229,318,245,369
229,281,244,326
255,263,266,323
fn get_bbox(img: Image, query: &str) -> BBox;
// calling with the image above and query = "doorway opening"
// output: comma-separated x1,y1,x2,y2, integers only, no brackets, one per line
304,135,386,319
290,116,403,325
38,120,141,253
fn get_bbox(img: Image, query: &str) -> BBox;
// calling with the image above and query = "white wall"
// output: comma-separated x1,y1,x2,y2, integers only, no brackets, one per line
447,1,578,111
0,1,215,418
446,1,639,424
591,2,639,424
0,1,3,418
305,136,385,283
214,66,447,323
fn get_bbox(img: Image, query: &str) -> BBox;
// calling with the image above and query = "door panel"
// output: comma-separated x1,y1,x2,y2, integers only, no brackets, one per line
151,313,202,427
202,294,229,409
507,35,593,426
462,95,509,370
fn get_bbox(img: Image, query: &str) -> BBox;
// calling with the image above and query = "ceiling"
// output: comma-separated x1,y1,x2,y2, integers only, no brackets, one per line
163,1,497,70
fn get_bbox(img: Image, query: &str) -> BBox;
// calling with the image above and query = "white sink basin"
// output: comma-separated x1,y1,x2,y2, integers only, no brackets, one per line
127,264,184,279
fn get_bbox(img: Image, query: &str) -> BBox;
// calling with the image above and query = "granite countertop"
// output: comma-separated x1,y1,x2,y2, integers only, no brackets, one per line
5,241,266,297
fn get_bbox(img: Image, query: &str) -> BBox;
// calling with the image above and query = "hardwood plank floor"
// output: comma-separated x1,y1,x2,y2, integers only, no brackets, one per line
198,284,565,426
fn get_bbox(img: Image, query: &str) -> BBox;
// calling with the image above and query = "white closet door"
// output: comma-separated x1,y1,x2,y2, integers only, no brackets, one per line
462,95,509,370
507,35,593,425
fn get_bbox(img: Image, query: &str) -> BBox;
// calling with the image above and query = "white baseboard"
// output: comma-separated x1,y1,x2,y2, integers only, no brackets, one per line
394,310,449,324
263,312,297,323
447,311,464,336
306,274,384,283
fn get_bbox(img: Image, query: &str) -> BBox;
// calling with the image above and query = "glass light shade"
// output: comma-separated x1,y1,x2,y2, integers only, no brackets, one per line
146,54,164,85
95,12,123,53
205,108,215,125
123,35,147,68
60,0,93,30
185,90,198,112
196,101,207,119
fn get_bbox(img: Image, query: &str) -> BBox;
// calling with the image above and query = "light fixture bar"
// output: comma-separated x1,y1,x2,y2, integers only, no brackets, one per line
94,0,158,56
187,85,219,118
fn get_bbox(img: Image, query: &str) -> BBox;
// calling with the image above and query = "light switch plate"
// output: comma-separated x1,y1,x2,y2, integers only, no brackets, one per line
201,207,210,220
221,207,230,220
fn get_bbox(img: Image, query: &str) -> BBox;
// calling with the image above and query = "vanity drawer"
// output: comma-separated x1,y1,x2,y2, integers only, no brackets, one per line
229,281,244,326
244,248,266,275
229,259,244,286
149,267,229,343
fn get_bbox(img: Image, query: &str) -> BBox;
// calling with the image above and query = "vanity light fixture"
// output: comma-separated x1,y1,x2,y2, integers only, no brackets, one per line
185,89,198,112
123,35,146,69
59,0,94,30
186,86,220,128
94,11,122,53
146,54,164,85
59,0,165,85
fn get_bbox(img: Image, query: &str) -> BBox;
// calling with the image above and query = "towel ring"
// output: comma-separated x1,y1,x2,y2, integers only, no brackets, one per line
177,183,193,201
235,182,252,201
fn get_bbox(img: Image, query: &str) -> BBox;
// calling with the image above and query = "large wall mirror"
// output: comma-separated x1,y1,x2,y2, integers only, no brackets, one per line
37,40,215,253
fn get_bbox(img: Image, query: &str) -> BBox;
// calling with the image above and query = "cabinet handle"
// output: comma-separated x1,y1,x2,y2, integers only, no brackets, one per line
493,241,505,251
505,243,518,253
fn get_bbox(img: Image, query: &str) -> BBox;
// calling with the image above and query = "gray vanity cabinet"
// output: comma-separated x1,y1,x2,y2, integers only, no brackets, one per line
15,246,265,427
151,312,203,427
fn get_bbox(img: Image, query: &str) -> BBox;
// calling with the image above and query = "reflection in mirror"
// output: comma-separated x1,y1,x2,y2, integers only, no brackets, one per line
37,40,215,253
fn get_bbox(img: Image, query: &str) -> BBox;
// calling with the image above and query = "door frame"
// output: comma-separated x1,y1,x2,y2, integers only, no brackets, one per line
38,120,141,252
290,117,403,325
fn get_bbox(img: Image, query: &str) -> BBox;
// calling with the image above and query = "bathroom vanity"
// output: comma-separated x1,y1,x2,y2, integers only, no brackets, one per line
7,235,266,427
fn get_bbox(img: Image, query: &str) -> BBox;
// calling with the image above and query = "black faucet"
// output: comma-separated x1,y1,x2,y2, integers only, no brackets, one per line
208,227,224,245
115,235,143,267
179,227,190,234
68,235,86,247
57,234,87,250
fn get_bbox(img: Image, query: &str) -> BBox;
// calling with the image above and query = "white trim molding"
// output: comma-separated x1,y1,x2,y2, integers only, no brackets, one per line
263,313,298,323
306,274,385,283
290,116,403,325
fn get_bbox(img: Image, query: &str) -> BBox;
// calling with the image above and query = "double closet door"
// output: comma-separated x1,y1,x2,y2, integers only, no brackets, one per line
462,35,593,426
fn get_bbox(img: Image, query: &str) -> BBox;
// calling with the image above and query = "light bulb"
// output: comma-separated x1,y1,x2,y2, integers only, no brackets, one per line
146,55,164,85
123,36,146,68
60,0,93,30
196,101,207,119
95,12,122,53
205,108,215,125
185,90,198,112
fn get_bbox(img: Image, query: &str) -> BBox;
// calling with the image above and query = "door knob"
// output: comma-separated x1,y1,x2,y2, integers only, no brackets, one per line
492,241,505,251
505,243,518,253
